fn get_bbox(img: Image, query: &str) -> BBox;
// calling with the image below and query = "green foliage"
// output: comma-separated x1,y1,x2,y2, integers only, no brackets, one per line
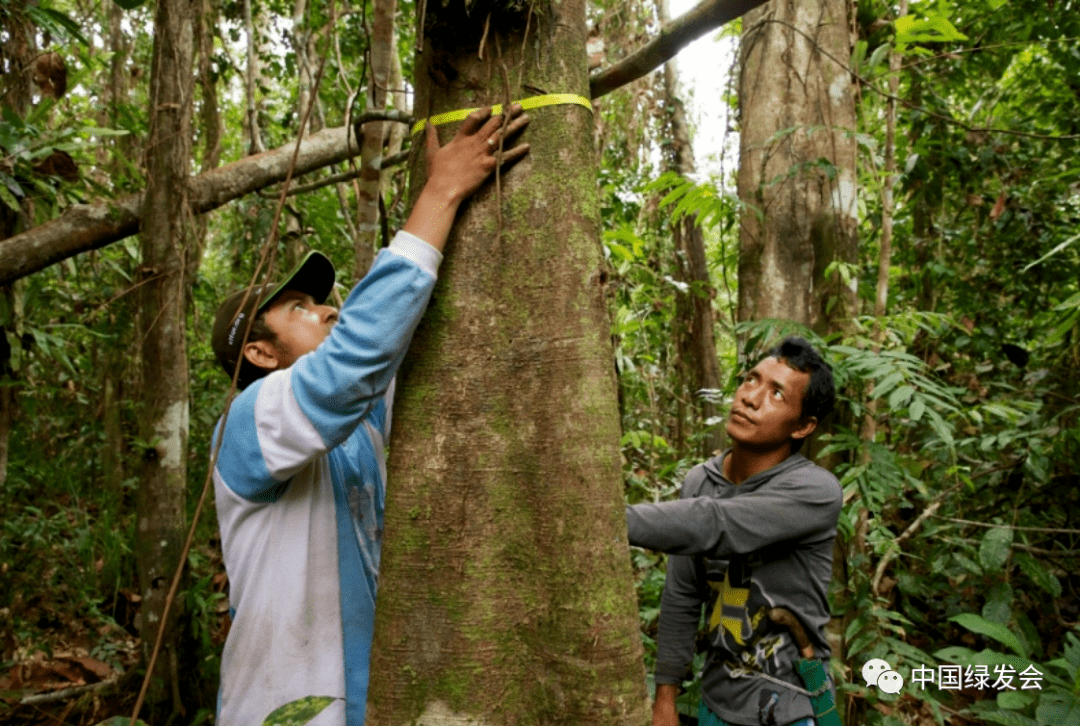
934,623,1080,726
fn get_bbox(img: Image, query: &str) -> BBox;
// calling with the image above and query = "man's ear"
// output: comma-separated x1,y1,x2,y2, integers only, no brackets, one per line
243,340,281,371
791,416,818,442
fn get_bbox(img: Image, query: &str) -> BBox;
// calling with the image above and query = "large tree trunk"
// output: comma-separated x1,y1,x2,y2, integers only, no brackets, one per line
736,0,858,331
134,0,195,711
366,2,649,723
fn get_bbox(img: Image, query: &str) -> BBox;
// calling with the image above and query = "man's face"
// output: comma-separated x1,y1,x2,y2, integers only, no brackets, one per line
260,290,339,369
726,356,815,451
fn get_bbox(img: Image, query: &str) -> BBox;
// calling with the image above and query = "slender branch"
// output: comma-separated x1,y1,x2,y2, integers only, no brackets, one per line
258,149,411,198
19,675,125,706
872,500,942,596
589,0,767,99
934,517,1080,535
944,537,1080,558
0,110,413,287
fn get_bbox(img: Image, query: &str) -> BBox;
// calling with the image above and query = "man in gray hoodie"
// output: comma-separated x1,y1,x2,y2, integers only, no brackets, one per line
627,336,841,726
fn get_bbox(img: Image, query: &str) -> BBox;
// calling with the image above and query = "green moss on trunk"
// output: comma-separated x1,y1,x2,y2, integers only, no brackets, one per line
367,1,649,724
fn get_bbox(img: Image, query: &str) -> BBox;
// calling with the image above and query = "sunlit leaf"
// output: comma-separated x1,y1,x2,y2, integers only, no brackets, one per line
1015,552,1062,598
262,696,338,726
979,527,1014,570
950,613,1027,658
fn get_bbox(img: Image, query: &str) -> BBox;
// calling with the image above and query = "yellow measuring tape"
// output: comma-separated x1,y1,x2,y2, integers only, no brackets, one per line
410,93,592,135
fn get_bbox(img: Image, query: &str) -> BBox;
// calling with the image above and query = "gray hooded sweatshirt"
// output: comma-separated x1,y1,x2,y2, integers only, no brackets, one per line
627,451,842,726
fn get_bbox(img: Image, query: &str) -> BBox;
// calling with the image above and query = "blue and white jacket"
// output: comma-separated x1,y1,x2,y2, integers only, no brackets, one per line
212,232,441,726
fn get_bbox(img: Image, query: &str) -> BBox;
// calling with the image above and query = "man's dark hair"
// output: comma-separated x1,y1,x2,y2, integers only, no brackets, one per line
767,336,835,442
235,310,278,389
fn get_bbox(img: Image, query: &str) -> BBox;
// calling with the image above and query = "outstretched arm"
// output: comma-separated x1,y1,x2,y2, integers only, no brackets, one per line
403,105,530,250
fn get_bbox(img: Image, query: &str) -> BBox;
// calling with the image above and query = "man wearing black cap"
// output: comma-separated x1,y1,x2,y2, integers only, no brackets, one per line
210,106,529,726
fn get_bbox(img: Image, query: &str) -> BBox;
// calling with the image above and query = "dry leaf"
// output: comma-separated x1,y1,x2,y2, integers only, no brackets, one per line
990,189,1007,221
32,52,68,100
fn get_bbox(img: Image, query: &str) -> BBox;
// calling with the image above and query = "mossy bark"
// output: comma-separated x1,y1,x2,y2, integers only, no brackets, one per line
736,0,858,332
367,1,649,724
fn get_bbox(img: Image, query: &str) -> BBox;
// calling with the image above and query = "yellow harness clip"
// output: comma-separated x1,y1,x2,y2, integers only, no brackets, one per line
410,93,593,135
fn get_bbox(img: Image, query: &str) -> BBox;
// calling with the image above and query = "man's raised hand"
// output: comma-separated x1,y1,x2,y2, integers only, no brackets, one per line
403,104,530,251
423,104,531,205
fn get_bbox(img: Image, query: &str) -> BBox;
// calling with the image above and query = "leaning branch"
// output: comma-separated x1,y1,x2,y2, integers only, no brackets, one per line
0,110,412,286
589,0,766,99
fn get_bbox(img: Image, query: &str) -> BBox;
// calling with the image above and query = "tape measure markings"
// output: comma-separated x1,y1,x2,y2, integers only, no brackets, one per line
410,93,592,135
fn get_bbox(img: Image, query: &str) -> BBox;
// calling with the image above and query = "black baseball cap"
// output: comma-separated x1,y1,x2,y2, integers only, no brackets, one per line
212,251,336,387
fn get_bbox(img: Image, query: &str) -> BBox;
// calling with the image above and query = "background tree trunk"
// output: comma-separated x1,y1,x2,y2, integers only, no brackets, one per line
366,1,650,723
354,0,397,276
134,0,196,711
0,11,32,492
243,0,270,154
736,0,858,331
656,0,725,458
98,0,138,496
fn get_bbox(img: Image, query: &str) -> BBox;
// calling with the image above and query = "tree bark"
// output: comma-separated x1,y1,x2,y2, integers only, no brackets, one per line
134,0,196,709
354,0,398,276
243,0,270,154
0,7,34,493
736,0,858,332
366,2,649,723
656,0,725,458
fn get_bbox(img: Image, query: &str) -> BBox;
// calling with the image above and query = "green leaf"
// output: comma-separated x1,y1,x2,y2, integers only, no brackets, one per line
884,636,936,666
0,184,19,211
997,690,1037,710
1022,233,1080,273
895,14,969,46
93,719,150,726
888,384,915,409
950,613,1027,658
606,242,633,263
979,527,1014,570
262,696,338,726
952,552,982,576
978,710,1039,726
1055,291,1080,311
1015,551,1062,598
871,370,905,399
925,408,955,447
935,645,976,663
982,582,1013,625
1036,692,1080,726
1047,308,1080,346
909,396,926,422
25,7,91,45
